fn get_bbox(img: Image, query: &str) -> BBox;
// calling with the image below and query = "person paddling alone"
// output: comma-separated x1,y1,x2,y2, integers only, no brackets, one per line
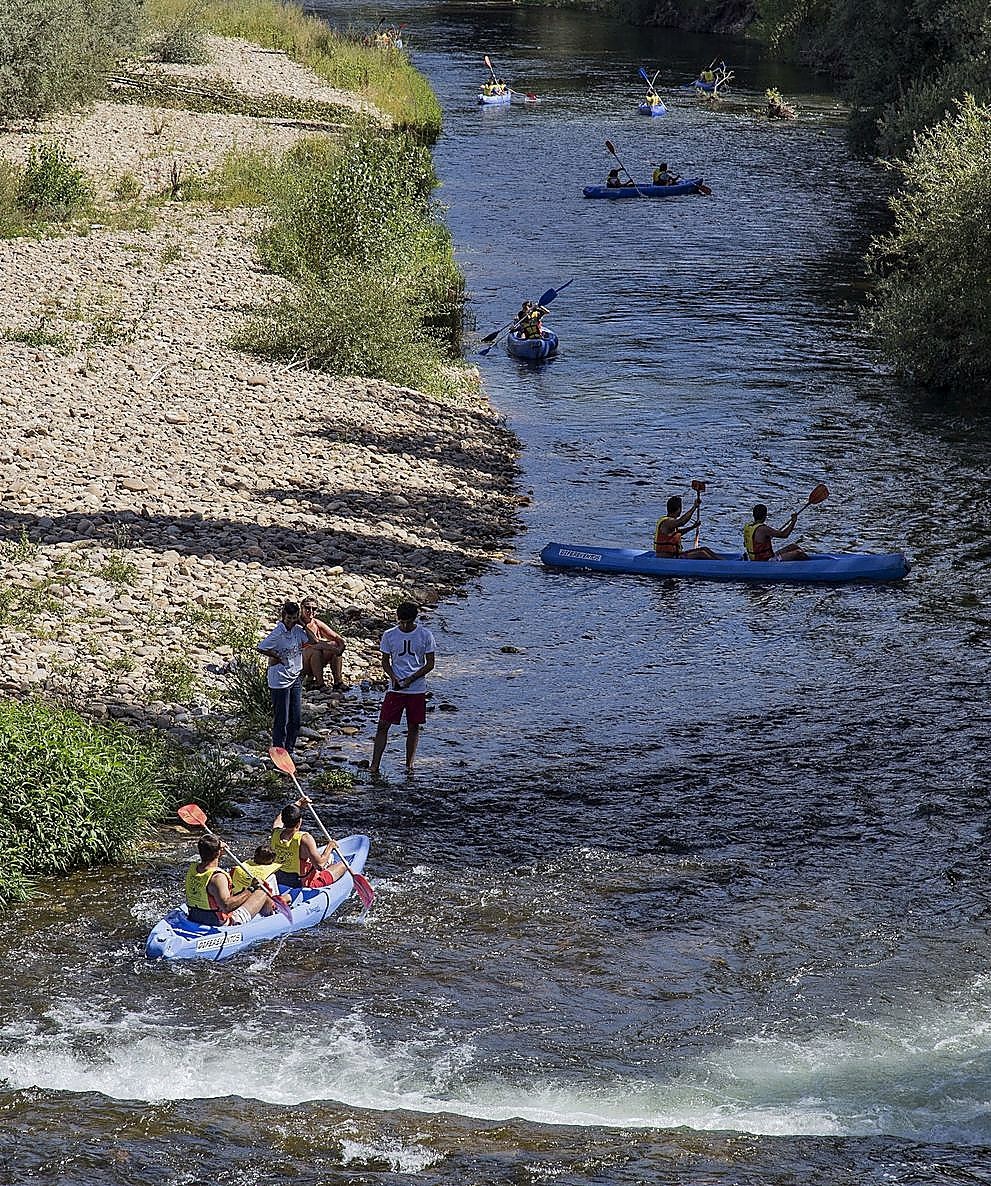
185,834,272,927
743,504,809,562
271,798,347,890
654,493,720,560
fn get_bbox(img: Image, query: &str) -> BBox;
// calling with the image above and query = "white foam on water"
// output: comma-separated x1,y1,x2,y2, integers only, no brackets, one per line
3,981,991,1140
339,1136,441,1173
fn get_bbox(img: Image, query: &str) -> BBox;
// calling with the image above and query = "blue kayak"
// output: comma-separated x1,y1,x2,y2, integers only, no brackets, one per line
638,101,667,116
146,834,370,961
583,178,705,199
540,542,911,584
478,90,511,105
507,329,558,360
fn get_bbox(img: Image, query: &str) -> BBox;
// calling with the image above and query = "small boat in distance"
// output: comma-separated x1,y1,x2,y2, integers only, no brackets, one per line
583,178,707,199
507,329,558,361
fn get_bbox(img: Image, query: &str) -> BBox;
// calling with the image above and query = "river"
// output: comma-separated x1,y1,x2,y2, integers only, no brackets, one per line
2,2,990,1183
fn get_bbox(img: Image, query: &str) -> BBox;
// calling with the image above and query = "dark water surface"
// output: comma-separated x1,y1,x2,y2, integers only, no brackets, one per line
2,4,990,1183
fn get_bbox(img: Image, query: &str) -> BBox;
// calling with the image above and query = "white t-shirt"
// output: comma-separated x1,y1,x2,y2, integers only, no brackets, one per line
380,624,436,694
257,622,310,689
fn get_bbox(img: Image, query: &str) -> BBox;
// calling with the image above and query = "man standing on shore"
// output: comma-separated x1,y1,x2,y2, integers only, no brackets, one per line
257,600,309,757
369,602,436,780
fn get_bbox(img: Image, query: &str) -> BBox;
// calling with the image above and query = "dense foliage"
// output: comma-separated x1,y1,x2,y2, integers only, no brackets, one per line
755,0,991,155
866,97,991,398
0,0,142,121
239,133,466,393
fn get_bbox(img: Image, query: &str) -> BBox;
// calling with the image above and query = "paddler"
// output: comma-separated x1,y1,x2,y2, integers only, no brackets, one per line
652,162,680,186
230,844,292,908
271,797,347,890
516,300,548,340
743,503,809,562
185,834,272,927
606,168,634,189
654,493,720,560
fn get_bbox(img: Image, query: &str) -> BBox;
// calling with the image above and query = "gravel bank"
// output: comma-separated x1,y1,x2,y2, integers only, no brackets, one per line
0,39,520,772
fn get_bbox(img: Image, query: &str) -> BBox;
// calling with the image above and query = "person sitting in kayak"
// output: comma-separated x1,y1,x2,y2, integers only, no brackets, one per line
230,844,292,909
606,169,634,188
516,300,548,340
652,162,680,186
654,494,720,560
271,797,347,890
644,91,662,107
482,79,507,96
743,503,809,562
185,834,272,927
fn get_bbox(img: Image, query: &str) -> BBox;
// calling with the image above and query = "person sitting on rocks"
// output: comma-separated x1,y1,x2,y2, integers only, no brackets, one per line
271,798,347,890
652,162,680,186
185,834,271,927
299,597,348,692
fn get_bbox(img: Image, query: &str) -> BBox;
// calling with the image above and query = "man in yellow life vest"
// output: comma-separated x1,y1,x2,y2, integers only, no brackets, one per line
230,844,292,907
516,301,548,340
743,503,809,562
654,493,720,560
271,798,347,890
185,834,272,927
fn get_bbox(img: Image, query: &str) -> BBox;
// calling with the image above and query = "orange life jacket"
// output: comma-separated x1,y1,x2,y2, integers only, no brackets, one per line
743,521,774,561
654,521,682,557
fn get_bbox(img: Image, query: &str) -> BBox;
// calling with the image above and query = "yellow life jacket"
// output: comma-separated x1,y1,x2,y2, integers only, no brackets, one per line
271,828,306,876
231,860,282,895
185,863,229,923
702,69,715,82
743,522,773,561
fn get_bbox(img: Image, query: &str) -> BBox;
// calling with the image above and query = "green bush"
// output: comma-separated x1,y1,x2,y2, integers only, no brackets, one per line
156,740,239,817
0,699,165,904
152,4,210,64
866,96,991,400
0,0,142,121
222,653,271,728
241,133,465,390
18,142,89,218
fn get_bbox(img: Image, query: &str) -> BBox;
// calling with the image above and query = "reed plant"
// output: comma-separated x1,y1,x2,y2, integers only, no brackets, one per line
144,0,442,138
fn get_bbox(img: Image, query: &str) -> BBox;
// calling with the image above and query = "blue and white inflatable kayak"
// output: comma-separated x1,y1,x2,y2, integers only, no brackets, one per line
478,90,511,105
583,178,705,199
638,100,667,116
540,543,910,584
507,329,558,360
146,834,370,961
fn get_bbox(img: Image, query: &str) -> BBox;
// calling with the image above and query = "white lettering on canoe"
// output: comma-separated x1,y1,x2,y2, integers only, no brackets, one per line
559,549,602,562
195,932,243,952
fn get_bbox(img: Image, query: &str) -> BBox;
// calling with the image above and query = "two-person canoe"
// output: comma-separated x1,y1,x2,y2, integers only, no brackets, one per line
583,178,706,199
539,543,911,584
478,91,512,105
638,101,667,116
507,329,559,360
146,834,370,962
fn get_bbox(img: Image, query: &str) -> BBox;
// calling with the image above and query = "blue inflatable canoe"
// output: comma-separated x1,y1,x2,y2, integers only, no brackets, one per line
583,178,705,199
507,329,558,360
540,543,910,584
478,91,511,105
638,101,667,116
146,834,370,962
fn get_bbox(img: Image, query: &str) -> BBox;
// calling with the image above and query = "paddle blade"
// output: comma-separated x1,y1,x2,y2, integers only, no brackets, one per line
639,66,651,84
477,344,495,356
605,139,617,155
352,873,376,909
808,483,829,505
268,745,296,776
484,54,492,71
177,803,208,828
272,894,293,921
691,479,706,493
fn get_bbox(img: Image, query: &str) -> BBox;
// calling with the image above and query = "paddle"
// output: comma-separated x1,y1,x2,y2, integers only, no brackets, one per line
691,479,706,549
605,139,644,197
794,482,829,517
478,279,574,355
176,803,293,922
268,746,376,909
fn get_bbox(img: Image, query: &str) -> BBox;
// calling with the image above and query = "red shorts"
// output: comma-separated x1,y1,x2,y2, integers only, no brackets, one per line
379,691,426,726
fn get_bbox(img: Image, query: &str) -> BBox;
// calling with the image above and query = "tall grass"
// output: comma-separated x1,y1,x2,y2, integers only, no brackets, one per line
145,0,442,138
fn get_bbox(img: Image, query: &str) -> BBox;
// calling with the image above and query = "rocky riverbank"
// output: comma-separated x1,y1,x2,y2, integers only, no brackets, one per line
0,35,521,775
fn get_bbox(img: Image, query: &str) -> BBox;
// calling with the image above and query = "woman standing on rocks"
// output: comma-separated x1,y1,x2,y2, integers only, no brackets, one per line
257,601,310,757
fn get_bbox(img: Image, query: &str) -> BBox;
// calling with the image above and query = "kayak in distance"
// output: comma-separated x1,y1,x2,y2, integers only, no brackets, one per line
478,89,512,105
637,100,667,116
507,328,559,360
583,178,706,199
146,834,371,962
540,543,911,584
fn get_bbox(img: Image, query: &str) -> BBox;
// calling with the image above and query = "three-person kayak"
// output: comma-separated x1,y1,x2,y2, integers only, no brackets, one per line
540,542,910,584
478,90,512,105
507,329,558,360
583,178,706,199
146,834,370,962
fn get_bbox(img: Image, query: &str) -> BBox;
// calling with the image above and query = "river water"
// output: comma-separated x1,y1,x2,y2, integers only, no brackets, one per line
2,3,990,1183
